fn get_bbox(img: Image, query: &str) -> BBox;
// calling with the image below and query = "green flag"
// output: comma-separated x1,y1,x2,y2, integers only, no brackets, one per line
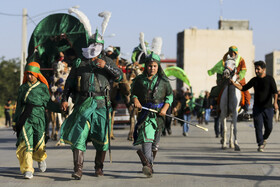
164,66,191,87
207,59,224,76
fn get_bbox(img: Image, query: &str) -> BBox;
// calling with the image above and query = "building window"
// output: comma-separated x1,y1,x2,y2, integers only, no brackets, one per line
277,69,280,75
277,58,280,64
277,80,280,86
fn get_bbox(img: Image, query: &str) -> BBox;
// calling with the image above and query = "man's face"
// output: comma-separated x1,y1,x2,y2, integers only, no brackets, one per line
255,65,265,77
147,61,158,77
229,50,236,58
106,51,113,56
27,72,38,84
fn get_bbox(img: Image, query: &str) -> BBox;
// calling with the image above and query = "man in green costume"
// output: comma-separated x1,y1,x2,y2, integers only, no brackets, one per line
60,30,123,179
13,62,51,179
131,52,173,177
131,42,151,64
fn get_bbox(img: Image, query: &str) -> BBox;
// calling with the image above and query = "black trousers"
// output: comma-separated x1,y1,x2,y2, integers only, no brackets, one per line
253,106,274,146
5,112,11,127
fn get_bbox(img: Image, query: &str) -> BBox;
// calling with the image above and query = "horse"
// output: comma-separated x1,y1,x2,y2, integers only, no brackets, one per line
219,57,241,151
49,60,73,145
109,57,133,140
125,63,143,140
109,60,143,141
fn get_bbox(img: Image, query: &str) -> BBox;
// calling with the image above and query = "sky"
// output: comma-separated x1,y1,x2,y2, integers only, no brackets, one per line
0,0,280,62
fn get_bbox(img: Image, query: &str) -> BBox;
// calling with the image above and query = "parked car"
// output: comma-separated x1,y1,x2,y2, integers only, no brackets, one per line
114,103,130,126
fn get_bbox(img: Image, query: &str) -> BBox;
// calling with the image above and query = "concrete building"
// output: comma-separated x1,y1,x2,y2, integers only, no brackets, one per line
265,51,280,88
219,19,249,30
177,19,255,95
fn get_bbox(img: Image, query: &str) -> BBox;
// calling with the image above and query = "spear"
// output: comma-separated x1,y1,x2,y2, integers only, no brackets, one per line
141,106,208,132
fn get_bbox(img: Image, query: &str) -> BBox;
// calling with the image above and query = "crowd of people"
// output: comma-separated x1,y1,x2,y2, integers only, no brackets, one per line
4,40,280,180
4,9,279,181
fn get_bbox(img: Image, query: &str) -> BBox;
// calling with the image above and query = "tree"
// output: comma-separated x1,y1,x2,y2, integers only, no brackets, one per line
0,57,20,105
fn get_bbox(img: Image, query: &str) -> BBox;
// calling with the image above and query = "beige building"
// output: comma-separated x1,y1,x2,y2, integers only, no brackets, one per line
177,20,255,95
160,59,177,89
265,51,280,89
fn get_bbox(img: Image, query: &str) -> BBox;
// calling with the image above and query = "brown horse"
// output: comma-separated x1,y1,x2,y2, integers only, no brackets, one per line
109,58,143,141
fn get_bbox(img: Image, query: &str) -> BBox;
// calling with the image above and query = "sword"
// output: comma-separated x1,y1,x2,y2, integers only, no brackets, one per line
104,86,112,163
141,106,208,132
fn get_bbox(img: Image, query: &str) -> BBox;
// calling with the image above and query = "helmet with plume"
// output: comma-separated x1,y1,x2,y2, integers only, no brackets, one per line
68,7,112,46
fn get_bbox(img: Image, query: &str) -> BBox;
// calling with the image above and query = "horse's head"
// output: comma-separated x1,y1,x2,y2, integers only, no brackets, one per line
223,57,236,79
53,61,68,76
126,63,143,82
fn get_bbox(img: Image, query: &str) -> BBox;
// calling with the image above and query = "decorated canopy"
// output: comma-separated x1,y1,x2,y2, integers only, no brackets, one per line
27,13,89,71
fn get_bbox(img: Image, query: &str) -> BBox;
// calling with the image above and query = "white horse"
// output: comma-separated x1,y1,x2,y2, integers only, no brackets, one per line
50,60,73,145
220,57,241,151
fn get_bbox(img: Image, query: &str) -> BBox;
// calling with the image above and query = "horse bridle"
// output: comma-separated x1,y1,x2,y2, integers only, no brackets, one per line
223,67,236,80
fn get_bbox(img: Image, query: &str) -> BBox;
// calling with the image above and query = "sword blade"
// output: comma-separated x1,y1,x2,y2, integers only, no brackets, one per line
141,106,208,132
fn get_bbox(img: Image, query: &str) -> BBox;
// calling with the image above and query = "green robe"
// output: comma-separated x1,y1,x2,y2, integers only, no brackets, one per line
60,55,123,151
13,81,50,152
131,74,173,145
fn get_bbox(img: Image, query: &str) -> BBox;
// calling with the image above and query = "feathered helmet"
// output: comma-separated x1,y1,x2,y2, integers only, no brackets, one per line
68,8,111,46
139,32,162,64
140,33,167,79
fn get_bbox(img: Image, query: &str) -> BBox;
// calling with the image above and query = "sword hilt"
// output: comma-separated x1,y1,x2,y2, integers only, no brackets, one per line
141,106,158,113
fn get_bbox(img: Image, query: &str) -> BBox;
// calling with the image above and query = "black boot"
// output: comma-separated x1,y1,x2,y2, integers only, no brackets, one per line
94,151,106,177
72,149,84,180
136,149,153,177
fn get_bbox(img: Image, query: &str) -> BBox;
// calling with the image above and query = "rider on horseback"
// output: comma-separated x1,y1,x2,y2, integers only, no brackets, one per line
208,46,251,119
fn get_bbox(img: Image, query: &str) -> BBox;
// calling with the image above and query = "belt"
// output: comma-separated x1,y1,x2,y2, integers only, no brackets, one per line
143,100,164,105
80,91,104,97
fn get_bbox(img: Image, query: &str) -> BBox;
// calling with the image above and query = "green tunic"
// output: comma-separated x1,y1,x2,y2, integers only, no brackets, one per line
13,81,50,152
131,74,173,145
60,55,122,151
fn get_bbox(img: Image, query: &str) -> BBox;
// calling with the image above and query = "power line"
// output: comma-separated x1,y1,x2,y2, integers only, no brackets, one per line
31,9,68,19
29,5,79,19
27,15,37,26
0,12,22,17
0,11,37,26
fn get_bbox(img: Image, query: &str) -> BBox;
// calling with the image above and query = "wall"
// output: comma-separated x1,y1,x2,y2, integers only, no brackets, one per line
177,28,255,95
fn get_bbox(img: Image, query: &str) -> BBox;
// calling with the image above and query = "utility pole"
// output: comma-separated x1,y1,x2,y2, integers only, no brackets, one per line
20,8,27,84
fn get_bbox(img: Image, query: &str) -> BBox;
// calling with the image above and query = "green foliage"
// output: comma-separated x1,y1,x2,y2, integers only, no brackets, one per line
0,105,4,118
0,56,20,105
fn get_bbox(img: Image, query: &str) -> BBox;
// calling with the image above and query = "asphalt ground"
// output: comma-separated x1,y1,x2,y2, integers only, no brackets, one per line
0,119,280,187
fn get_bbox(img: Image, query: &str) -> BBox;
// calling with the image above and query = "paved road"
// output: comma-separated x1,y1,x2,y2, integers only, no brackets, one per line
0,120,280,187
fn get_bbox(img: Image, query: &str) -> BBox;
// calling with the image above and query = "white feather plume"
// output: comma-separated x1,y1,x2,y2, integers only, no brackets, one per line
151,37,162,55
68,7,92,37
98,11,112,36
139,32,147,55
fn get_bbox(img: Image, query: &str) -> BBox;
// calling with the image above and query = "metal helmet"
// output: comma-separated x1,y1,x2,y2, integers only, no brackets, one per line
89,29,104,45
